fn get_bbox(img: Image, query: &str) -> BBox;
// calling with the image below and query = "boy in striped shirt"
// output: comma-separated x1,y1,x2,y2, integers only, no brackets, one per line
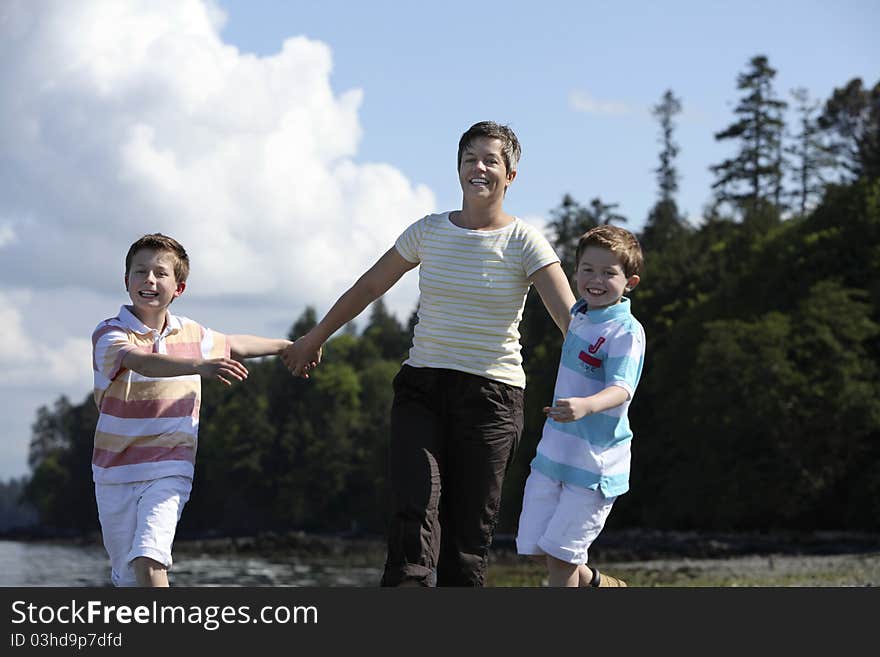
92,233,292,587
516,225,645,587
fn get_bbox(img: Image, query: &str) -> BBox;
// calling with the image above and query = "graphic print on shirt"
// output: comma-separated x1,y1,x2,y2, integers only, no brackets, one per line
578,336,606,370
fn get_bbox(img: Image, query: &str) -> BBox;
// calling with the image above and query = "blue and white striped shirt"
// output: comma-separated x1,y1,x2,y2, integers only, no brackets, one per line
531,297,645,497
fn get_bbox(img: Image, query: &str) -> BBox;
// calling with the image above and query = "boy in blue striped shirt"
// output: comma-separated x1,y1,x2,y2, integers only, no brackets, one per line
516,225,645,587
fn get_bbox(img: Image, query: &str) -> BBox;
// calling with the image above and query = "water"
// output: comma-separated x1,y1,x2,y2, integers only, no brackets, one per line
0,540,383,587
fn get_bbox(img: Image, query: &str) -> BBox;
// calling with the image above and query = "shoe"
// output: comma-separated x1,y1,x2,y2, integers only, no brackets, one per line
591,568,627,587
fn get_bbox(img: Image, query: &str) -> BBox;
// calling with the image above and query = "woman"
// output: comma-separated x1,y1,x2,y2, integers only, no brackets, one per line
282,121,575,586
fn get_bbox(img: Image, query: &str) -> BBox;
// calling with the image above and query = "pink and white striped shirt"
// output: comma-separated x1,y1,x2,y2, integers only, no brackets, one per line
91,305,229,484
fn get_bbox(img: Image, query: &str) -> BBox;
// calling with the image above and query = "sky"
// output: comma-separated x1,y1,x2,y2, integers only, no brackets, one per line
0,0,877,481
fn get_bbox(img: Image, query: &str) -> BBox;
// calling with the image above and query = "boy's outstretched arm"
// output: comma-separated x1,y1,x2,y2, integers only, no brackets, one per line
544,385,629,423
121,350,249,386
282,247,417,377
228,335,292,360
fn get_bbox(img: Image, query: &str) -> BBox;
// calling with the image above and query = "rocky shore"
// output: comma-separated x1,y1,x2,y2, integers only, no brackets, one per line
177,528,880,564
5,527,879,564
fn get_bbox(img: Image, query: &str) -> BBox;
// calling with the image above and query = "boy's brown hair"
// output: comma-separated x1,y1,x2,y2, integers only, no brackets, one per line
457,121,522,175
575,225,643,278
125,233,190,282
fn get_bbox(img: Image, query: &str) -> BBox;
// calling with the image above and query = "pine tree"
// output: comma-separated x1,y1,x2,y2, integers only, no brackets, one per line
363,297,409,361
710,55,788,220
818,78,880,181
545,195,626,275
288,306,317,340
786,87,833,216
654,89,682,203
642,89,688,251
546,194,596,274
586,197,627,226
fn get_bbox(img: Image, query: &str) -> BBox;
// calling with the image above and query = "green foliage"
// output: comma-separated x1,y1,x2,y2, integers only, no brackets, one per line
23,395,97,531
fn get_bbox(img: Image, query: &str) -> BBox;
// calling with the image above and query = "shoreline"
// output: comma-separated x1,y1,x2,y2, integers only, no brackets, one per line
4,528,879,562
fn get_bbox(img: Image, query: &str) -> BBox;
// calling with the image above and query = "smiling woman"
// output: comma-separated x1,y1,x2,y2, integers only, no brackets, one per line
282,121,577,587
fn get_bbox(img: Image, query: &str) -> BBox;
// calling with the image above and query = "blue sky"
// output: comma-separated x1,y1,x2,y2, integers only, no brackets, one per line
0,0,877,481
218,0,879,229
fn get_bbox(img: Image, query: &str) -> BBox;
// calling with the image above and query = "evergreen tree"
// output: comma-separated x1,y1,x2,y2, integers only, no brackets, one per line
654,89,682,203
642,89,688,251
288,306,317,341
546,194,595,274
818,78,880,181
586,196,627,226
546,194,626,277
363,298,410,361
786,87,834,216
710,55,788,220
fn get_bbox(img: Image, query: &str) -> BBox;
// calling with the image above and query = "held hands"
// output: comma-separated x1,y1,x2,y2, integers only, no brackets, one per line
543,397,593,423
195,357,249,386
281,335,322,378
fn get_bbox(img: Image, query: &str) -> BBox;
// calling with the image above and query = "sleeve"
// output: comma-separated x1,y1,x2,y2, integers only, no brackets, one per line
603,329,645,400
393,216,427,264
200,327,231,360
520,223,561,277
92,324,136,383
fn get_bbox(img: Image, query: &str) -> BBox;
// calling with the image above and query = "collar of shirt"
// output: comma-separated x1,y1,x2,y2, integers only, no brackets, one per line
572,297,632,323
118,305,183,337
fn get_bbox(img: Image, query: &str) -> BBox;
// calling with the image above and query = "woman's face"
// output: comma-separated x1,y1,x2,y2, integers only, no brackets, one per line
458,137,515,202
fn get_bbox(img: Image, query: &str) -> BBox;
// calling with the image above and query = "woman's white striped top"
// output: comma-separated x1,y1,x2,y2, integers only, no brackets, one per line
394,212,560,388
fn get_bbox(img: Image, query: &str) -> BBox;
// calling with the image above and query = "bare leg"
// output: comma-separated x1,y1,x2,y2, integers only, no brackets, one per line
132,557,169,587
546,555,579,587
577,563,596,587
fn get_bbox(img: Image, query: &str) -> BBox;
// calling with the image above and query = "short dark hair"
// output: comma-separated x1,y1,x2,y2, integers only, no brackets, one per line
125,233,190,282
575,225,643,279
457,121,521,174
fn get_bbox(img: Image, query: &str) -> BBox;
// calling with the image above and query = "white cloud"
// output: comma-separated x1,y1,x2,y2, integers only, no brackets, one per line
0,222,15,247
0,0,437,479
0,290,93,389
569,90,634,116
0,0,434,301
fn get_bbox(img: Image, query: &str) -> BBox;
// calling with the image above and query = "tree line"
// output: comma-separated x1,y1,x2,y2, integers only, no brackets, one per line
14,55,880,538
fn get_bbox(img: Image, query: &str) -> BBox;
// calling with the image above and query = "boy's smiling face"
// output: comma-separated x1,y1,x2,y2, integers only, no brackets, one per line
125,248,185,326
576,245,640,309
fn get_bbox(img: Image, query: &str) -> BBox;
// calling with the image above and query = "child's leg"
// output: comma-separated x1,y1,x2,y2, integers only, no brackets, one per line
535,482,617,586
95,482,140,587
578,564,595,586
547,555,579,587
127,476,192,587
515,469,562,559
133,557,170,587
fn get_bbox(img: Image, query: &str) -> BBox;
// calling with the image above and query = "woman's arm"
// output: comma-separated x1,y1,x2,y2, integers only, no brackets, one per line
530,262,577,335
282,247,417,377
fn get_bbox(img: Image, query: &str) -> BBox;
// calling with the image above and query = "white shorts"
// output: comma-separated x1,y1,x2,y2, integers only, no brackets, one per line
515,469,616,564
94,476,191,587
